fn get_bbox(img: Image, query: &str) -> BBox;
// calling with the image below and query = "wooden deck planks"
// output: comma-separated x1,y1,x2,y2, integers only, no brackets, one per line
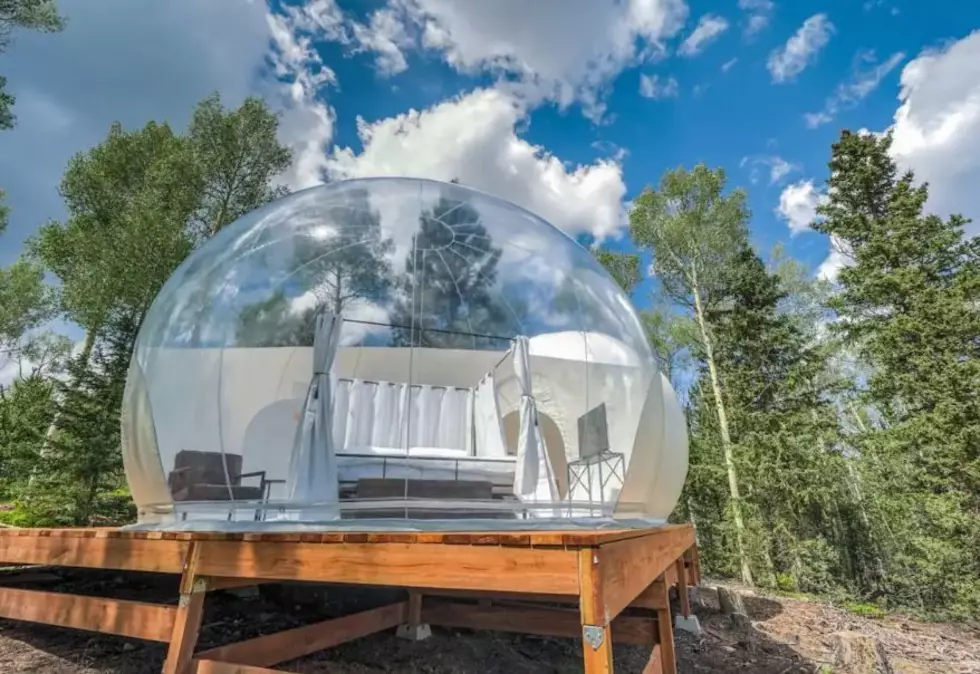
0,524,688,548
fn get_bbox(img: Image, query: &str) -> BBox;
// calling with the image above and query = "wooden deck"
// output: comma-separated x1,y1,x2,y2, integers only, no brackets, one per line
0,524,700,674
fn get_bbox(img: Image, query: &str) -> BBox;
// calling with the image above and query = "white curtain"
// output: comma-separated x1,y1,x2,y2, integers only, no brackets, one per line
286,312,343,519
512,336,559,514
331,380,471,452
473,374,507,458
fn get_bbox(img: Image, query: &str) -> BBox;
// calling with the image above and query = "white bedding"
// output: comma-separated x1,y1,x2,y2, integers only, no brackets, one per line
336,447,516,487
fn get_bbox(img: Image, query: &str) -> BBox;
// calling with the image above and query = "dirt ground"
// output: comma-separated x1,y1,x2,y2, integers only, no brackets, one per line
0,569,978,673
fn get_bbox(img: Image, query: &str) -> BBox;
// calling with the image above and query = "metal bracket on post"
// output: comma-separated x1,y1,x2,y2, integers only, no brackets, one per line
583,625,605,650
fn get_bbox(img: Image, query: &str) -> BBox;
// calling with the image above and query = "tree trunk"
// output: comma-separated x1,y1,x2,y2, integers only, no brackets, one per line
843,457,889,589
691,266,753,586
718,587,751,630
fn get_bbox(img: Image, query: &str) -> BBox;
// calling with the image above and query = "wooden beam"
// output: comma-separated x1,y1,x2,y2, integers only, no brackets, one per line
688,545,702,585
421,585,668,610
578,548,614,674
675,559,690,618
642,644,664,674
419,587,579,604
195,540,579,595
194,661,285,674
656,608,676,674
598,526,695,621
196,601,407,668
422,600,655,646
0,587,175,641
205,577,264,592
164,543,207,674
633,579,669,611
0,535,187,573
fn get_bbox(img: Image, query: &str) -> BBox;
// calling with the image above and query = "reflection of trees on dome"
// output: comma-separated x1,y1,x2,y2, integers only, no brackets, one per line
236,188,394,347
390,195,523,350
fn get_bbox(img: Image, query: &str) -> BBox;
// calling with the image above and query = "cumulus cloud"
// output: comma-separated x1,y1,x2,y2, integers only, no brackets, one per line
343,0,689,122
738,0,774,38
266,3,342,189
776,179,826,234
678,14,729,57
888,30,980,232
805,50,905,128
639,74,680,99
327,88,628,239
767,14,834,83
814,30,980,278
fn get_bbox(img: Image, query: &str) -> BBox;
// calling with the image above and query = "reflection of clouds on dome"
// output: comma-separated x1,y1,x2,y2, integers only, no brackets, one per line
134,178,650,359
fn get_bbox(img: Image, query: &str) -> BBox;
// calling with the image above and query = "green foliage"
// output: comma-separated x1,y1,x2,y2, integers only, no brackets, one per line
845,602,886,620
0,92,291,526
0,0,65,130
237,187,393,346
187,93,293,239
593,248,641,294
391,194,518,349
30,120,200,336
21,335,130,526
813,130,980,619
0,374,55,499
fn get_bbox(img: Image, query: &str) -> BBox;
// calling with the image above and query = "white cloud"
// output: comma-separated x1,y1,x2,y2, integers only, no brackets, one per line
327,88,628,239
767,14,834,83
266,5,341,189
678,14,729,57
722,58,739,72
364,0,689,122
817,235,849,280
639,73,680,99
776,179,826,234
805,50,905,128
814,33,980,277
351,8,414,76
888,31,980,233
817,31,980,277
742,155,800,184
738,0,773,38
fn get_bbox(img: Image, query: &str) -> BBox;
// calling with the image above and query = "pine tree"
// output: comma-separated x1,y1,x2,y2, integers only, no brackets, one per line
815,130,980,617
24,319,134,526
391,194,517,349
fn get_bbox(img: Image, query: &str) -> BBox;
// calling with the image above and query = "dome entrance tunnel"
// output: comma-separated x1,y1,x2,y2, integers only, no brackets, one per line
121,178,689,531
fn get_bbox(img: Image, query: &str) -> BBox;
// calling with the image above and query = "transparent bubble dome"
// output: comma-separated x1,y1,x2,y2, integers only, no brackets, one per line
121,178,688,530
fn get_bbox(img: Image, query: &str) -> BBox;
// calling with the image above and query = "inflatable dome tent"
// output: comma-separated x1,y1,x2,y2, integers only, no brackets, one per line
121,178,688,530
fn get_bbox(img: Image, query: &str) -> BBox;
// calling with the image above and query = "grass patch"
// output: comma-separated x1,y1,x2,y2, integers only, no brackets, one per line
845,602,886,619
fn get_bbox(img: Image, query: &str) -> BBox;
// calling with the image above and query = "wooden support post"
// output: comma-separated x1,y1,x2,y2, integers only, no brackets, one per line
163,543,207,674
688,544,702,585
643,644,664,674
578,548,613,674
675,558,690,618
396,591,431,641
655,577,676,674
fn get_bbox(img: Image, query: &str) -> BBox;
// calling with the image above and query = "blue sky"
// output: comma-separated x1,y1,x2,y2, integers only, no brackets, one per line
1,0,979,304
